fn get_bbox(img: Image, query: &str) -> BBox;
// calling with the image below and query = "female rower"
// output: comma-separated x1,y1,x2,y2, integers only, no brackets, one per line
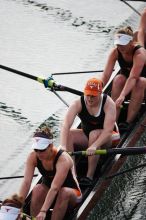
0,194,30,220
102,26,146,131
18,125,82,220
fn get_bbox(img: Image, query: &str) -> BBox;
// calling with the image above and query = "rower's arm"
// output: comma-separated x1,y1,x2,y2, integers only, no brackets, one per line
60,99,81,150
88,96,116,150
137,8,146,47
18,152,36,201
102,48,117,86
118,52,145,98
37,155,71,215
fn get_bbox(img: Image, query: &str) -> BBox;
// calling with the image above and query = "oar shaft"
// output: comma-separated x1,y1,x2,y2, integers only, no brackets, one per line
120,0,141,16
57,85,83,96
107,147,146,155
106,162,146,179
125,0,145,1
0,174,38,180
0,64,82,96
69,147,146,156
52,70,103,75
0,64,38,81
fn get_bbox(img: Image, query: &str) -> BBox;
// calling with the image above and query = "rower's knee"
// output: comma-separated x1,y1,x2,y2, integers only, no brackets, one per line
112,75,126,101
135,78,145,97
57,188,70,205
113,75,126,88
89,130,101,145
32,184,43,197
136,78,145,88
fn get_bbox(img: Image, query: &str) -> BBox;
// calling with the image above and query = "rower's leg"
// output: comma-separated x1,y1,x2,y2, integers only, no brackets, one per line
67,129,88,152
86,130,103,179
66,129,88,175
127,78,145,123
30,184,48,216
86,154,99,180
51,187,80,220
111,74,127,121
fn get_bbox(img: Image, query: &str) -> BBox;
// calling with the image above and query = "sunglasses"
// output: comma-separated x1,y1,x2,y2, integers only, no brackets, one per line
34,148,47,153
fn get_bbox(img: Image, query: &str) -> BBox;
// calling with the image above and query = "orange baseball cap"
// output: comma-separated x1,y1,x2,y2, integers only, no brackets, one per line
84,78,103,96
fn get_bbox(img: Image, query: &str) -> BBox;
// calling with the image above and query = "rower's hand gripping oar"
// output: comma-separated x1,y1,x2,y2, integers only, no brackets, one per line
68,146,146,156
0,64,83,96
21,213,36,220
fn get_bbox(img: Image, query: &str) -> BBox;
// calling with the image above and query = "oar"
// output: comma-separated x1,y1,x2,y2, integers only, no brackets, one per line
52,70,103,76
0,174,38,180
68,146,146,156
105,162,146,179
22,213,36,220
120,0,141,16
0,64,83,96
124,0,146,1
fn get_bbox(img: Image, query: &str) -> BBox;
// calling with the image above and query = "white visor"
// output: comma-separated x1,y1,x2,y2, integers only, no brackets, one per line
114,34,133,45
0,206,20,220
31,137,53,150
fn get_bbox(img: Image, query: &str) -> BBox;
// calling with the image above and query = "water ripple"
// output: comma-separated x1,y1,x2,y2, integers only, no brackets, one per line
0,102,32,126
12,0,114,34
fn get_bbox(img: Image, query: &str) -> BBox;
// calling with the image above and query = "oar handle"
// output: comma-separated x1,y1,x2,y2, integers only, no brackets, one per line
68,147,146,156
56,85,83,96
68,149,107,156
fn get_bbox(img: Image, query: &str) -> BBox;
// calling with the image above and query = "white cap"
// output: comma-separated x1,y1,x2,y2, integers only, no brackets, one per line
31,137,53,150
0,206,20,220
114,34,133,45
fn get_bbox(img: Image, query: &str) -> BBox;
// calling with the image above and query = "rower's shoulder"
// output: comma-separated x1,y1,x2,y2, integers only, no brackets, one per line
105,94,115,104
27,151,37,166
104,94,116,112
69,97,82,111
57,151,72,168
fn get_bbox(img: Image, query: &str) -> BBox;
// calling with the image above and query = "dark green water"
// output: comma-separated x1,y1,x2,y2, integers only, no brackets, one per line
87,130,146,220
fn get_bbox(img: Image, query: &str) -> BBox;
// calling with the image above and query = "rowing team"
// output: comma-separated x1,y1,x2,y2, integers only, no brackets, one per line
0,7,146,220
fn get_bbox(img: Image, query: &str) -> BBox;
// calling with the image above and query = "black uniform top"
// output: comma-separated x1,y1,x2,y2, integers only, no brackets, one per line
37,149,79,189
117,45,146,78
78,94,107,138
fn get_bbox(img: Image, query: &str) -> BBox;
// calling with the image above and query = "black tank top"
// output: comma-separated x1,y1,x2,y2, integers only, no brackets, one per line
117,45,146,78
37,149,78,189
78,94,107,137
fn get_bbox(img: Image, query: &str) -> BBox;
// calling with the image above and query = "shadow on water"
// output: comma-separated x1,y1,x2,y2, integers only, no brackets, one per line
38,113,62,142
0,100,62,136
0,102,32,126
12,0,114,34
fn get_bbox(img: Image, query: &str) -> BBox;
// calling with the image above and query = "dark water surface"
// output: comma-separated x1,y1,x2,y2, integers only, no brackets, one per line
0,0,146,219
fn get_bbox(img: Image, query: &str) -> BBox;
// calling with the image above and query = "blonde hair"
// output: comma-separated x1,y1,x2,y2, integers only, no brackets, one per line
116,26,134,37
34,125,53,139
